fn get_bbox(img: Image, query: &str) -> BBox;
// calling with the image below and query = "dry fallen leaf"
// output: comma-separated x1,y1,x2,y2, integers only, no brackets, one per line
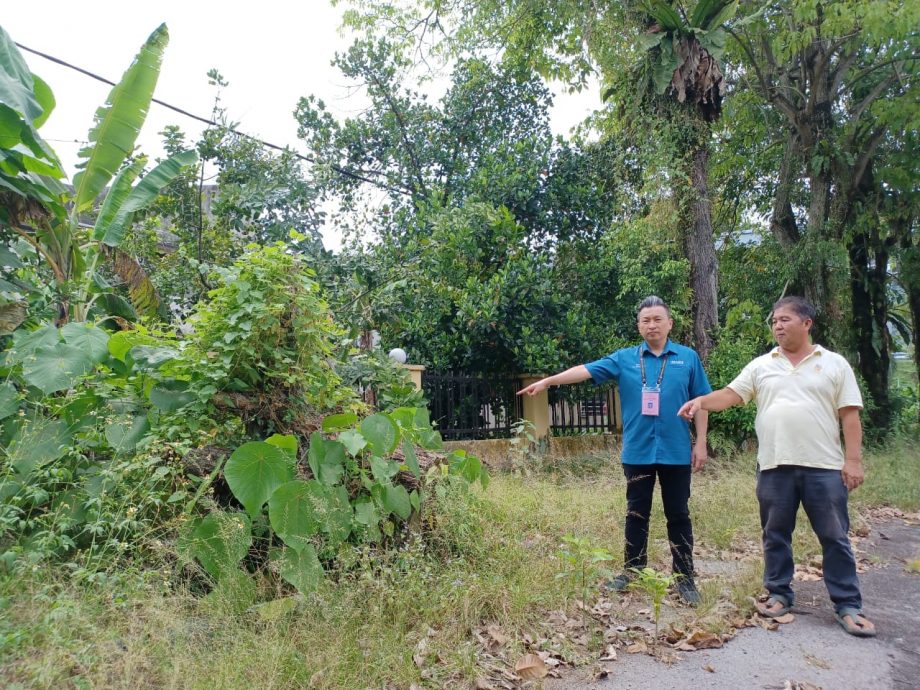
599,644,618,662
752,615,779,631
514,653,548,680
686,630,723,649
626,641,648,654
703,664,716,673
486,625,509,647
413,638,429,668
774,613,795,624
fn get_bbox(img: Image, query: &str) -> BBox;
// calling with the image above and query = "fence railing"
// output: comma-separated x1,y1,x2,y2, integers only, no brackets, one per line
549,382,619,435
422,371,523,440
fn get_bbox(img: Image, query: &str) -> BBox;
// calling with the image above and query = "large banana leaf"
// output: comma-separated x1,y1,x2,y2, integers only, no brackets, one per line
91,157,146,241
31,75,54,128
0,26,43,123
72,24,169,212
96,148,198,246
104,246,164,319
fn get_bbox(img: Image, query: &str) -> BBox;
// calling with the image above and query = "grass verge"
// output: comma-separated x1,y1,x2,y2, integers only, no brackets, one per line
2,446,916,689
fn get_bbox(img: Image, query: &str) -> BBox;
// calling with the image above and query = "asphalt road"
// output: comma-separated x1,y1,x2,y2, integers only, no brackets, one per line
546,518,920,690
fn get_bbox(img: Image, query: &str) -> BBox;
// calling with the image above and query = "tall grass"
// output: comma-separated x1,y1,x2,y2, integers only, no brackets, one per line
2,446,916,689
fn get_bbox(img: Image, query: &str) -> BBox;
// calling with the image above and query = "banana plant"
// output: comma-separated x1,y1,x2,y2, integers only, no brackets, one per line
1,24,198,326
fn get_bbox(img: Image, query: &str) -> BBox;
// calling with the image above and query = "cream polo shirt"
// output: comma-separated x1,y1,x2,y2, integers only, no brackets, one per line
727,345,863,471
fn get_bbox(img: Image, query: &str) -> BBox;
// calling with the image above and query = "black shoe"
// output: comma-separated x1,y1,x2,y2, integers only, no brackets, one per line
603,572,633,593
676,577,701,605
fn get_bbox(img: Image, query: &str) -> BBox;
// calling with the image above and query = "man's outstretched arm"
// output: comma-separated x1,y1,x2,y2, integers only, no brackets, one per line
517,365,592,396
678,388,744,420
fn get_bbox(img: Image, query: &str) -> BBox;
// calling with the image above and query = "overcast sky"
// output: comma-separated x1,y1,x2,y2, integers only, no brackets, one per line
4,1,600,249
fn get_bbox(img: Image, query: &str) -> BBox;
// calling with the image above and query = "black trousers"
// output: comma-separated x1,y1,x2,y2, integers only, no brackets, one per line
622,463,694,577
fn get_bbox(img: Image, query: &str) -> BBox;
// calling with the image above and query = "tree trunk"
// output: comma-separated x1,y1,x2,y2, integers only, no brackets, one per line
684,145,719,361
848,231,891,431
898,231,920,414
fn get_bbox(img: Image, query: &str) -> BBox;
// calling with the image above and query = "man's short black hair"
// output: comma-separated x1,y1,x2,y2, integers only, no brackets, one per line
772,296,816,329
637,295,671,319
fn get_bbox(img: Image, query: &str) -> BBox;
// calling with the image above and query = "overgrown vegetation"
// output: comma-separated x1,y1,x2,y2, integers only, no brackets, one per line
0,3,918,688
3,449,915,688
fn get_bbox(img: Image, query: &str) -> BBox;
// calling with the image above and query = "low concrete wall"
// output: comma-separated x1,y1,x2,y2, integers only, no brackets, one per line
443,433,620,470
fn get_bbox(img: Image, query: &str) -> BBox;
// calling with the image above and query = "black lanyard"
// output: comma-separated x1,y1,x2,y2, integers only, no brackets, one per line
639,345,668,389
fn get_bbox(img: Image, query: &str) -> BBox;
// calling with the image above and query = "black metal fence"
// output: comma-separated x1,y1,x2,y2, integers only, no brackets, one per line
549,382,619,435
422,371,523,440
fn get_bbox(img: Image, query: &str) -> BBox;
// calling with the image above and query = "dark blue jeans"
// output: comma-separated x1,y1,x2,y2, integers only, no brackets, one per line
623,463,694,577
756,465,862,612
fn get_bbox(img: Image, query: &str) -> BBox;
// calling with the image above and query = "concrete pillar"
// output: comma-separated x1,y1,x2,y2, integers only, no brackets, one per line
402,364,425,391
519,374,550,441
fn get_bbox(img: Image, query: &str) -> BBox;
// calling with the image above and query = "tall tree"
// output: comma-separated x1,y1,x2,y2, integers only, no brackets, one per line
336,0,744,360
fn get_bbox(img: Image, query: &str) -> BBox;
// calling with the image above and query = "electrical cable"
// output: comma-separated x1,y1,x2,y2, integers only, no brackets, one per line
14,41,411,195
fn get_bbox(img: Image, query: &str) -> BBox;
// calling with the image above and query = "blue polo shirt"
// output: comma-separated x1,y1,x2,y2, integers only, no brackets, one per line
585,340,711,465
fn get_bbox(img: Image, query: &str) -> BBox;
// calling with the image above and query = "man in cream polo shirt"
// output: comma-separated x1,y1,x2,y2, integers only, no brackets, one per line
678,296,876,637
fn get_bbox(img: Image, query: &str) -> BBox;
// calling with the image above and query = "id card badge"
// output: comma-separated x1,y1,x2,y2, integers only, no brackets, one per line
641,388,660,416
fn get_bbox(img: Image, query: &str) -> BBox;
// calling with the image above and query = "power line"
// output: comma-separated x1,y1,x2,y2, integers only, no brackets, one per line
15,41,410,196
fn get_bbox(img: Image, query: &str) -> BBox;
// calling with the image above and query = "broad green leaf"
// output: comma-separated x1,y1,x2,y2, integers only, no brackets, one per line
338,429,367,456
105,414,150,453
149,380,195,411
353,495,381,542
321,412,358,432
369,455,399,483
96,292,139,321
354,496,378,525
705,1,738,30
224,441,295,518
325,485,353,546
107,330,155,362
418,429,443,450
177,510,252,580
72,24,169,211
389,407,417,430
30,75,54,129
0,382,18,420
360,413,399,455
382,483,412,520
22,343,94,394
6,417,71,476
265,433,298,458
9,323,58,365
0,27,44,122
100,149,198,246
638,31,666,51
401,440,420,479
128,345,178,369
268,480,323,551
455,454,483,484
268,479,352,551
0,246,23,269
278,544,323,594
307,432,346,485
61,321,110,364
653,39,680,95
91,157,146,242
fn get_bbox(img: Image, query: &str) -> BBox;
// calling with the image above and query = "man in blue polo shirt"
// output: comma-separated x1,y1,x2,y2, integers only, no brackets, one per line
518,296,711,603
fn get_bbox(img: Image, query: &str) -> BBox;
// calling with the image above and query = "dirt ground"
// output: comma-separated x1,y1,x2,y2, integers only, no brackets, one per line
545,516,920,690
